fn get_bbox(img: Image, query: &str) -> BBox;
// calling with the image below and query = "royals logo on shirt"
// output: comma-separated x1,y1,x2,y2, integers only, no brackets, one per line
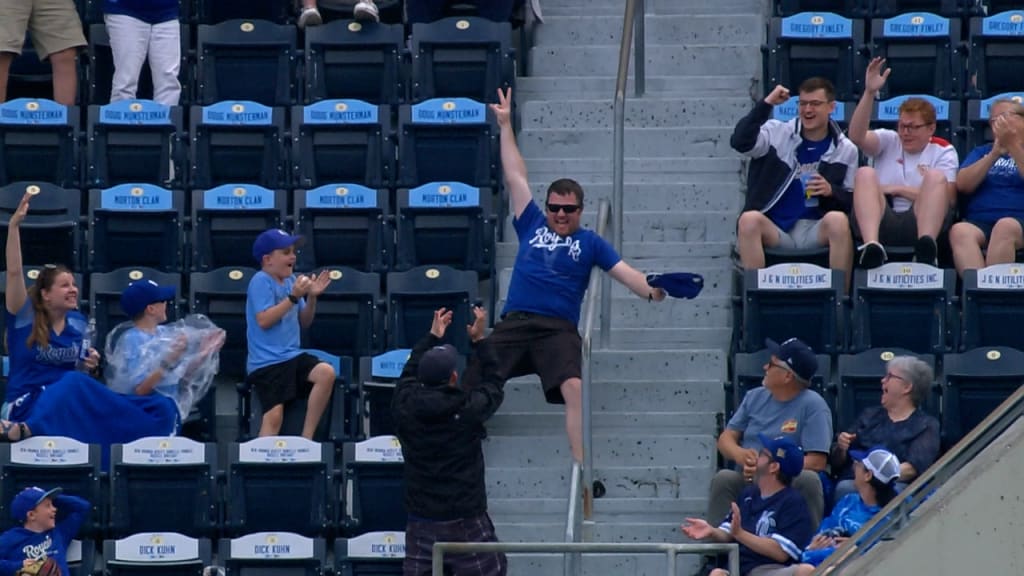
529,227,582,261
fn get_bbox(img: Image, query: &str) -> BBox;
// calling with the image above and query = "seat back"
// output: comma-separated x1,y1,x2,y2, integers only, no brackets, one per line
836,348,937,432
101,532,212,576
305,21,406,105
0,98,80,188
7,37,53,102
292,100,393,189
195,0,290,24
66,539,96,576
86,24,192,107
244,351,347,442
870,12,961,98
961,266,1024,350
0,182,82,270
870,0,966,17
189,102,288,190
189,266,256,380
395,182,493,276
398,98,497,188
965,91,1024,150
87,185,185,272
0,267,84,337
90,267,182,347
766,12,866,101
293,185,393,272
968,11,1024,98
335,532,405,576
872,93,963,150
341,436,405,535
942,346,1024,445
851,263,957,354
741,264,844,354
87,100,182,189
772,96,852,128
221,532,327,576
305,267,383,358
410,16,514,103
775,0,861,16
386,265,479,353
196,19,296,106
190,185,287,270
731,350,833,417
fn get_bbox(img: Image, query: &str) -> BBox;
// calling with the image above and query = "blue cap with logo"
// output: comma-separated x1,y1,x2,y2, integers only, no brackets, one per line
120,279,175,318
252,228,305,263
11,486,62,522
765,337,818,382
757,434,805,478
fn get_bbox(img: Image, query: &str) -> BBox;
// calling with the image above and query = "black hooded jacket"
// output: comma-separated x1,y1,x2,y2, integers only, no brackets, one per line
391,333,505,520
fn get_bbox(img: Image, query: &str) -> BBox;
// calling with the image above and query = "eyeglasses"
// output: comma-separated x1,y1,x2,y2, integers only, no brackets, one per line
897,122,933,133
546,203,581,214
797,100,830,108
882,372,906,382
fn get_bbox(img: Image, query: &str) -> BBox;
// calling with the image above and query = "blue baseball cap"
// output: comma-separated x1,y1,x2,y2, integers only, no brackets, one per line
11,486,61,522
646,272,704,299
252,228,305,263
765,337,818,382
757,434,804,478
120,279,175,318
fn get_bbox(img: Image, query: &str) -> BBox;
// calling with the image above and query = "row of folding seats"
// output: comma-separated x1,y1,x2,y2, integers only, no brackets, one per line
10,17,514,107
74,0,407,26
765,9,1024,100
774,0,1010,17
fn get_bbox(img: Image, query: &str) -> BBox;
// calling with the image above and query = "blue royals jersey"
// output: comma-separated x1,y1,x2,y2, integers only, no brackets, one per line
502,201,621,325
4,301,87,415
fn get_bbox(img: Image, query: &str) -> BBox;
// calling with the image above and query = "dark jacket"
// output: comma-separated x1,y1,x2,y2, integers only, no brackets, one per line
731,100,860,216
392,333,504,521
835,406,941,481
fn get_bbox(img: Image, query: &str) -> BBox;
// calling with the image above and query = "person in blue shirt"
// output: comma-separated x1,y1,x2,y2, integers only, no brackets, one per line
461,88,667,464
0,487,90,576
102,0,181,105
949,99,1024,277
245,229,335,439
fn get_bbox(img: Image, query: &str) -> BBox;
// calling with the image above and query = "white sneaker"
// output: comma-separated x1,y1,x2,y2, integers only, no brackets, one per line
353,0,379,22
298,7,323,28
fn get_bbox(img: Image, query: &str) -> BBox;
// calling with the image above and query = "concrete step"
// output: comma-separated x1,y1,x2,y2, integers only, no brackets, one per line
483,434,717,468
497,379,726,415
540,0,764,16
529,45,761,78
492,295,732,329
521,97,754,130
526,181,745,212
608,327,733,351
522,157,746,181
494,519,692,544
488,411,715,435
506,552,703,576
534,14,764,46
515,75,759,99
491,497,705,522
519,127,735,158
486,465,715,500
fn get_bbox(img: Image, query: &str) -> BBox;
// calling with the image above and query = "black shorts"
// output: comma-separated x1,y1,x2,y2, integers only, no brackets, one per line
863,205,953,246
246,352,321,413
462,312,581,404
964,217,1024,244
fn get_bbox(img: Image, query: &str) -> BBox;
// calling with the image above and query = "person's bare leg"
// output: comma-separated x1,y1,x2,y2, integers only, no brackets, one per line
0,52,13,103
913,169,949,239
561,377,583,462
820,211,853,292
736,210,781,270
301,362,335,439
259,404,285,436
949,222,986,276
986,217,1024,267
853,167,886,244
48,48,78,106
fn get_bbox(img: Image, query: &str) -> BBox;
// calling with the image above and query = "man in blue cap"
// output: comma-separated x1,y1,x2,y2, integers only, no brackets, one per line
0,486,90,576
683,436,815,576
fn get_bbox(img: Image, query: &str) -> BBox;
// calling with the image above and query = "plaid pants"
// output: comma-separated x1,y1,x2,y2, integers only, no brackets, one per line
404,513,507,576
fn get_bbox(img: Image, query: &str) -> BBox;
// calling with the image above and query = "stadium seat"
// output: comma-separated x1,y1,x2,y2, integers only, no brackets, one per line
336,531,405,576
775,0,861,17
851,263,957,354
226,436,334,536
0,182,82,271
961,266,1024,350
221,532,327,576
0,436,104,538
304,20,406,105
765,12,866,101
386,265,479,353
396,182,494,276
86,24,191,107
196,19,296,106
341,436,405,535
291,99,393,189
66,539,95,576
398,98,498,188
359,350,410,437
190,185,288,270
0,99,80,188
189,266,257,380
101,532,212,576
871,93,963,154
942,346,1024,445
836,348,937,433
968,10,1024,98
965,91,1024,150
731,349,833,417
304,267,384,358
195,0,290,24
319,351,363,446
87,185,185,272
869,12,962,99
110,437,218,538
410,16,514,103
869,0,969,17
7,38,52,102
0,267,84,337
293,185,393,272
740,263,844,354
86,100,183,189
90,267,182,348
772,96,852,127
189,102,288,190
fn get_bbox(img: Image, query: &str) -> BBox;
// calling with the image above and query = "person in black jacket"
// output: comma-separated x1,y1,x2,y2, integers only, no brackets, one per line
393,305,507,576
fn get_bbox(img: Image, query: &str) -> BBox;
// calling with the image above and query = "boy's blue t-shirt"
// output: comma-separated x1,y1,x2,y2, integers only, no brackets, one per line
961,144,1024,224
245,271,306,374
4,302,87,417
501,201,621,325
766,135,831,232
0,494,90,576
800,493,882,566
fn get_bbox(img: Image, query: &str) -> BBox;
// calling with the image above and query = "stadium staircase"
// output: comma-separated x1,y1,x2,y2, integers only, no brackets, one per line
485,0,766,573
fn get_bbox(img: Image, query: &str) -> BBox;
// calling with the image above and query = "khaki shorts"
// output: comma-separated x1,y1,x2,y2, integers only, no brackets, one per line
0,0,86,60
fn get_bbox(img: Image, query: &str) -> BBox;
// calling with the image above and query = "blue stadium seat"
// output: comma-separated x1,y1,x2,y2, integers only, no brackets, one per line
869,0,970,17
870,12,962,99
851,263,957,354
961,266,1024,350
66,539,95,576
410,16,514,103
0,182,82,271
221,532,327,576
731,350,833,418
195,0,290,24
318,351,362,446
304,21,406,105
86,24,191,107
305,267,384,358
90,267,182,348
871,93,963,155
226,437,334,536
87,101,183,189
292,100,393,189
336,532,405,576
766,12,866,101
0,267,84,337
190,185,287,270
101,532,212,576
398,98,498,188
189,266,256,380
396,182,494,276
110,437,218,538
386,265,479,354
0,99,80,188
968,10,1024,98
942,346,1024,445
293,185,393,272
7,38,52,102
196,19,296,106
87,185,185,272
775,0,861,17
965,92,1024,150
836,348,937,433
772,96,853,127
189,102,288,190
740,263,844,354
341,436,405,535
0,436,104,538
359,350,409,438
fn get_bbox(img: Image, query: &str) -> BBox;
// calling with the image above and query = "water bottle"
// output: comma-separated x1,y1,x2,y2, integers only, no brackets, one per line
77,318,96,371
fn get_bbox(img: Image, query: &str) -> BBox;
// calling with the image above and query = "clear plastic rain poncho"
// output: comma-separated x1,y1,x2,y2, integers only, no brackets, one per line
103,314,226,420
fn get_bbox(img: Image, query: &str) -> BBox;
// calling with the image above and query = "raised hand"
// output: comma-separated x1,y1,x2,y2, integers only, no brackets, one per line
865,57,891,95
489,87,512,129
430,307,453,338
764,84,791,106
291,274,313,298
467,305,487,342
681,517,713,540
729,502,743,536
307,269,332,297
9,193,31,228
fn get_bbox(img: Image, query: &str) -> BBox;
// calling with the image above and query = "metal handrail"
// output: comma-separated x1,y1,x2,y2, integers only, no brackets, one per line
432,542,740,576
563,461,583,576
812,384,1024,574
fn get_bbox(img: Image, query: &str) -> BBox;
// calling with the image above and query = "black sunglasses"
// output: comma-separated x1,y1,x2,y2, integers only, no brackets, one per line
546,203,581,214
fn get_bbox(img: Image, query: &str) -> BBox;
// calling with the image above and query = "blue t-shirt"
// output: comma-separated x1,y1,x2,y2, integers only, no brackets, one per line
766,135,831,232
719,485,813,575
245,271,306,374
727,387,834,456
502,201,621,325
800,493,881,566
961,144,1024,224
0,494,90,576
4,302,87,418
103,0,179,24
109,326,176,397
